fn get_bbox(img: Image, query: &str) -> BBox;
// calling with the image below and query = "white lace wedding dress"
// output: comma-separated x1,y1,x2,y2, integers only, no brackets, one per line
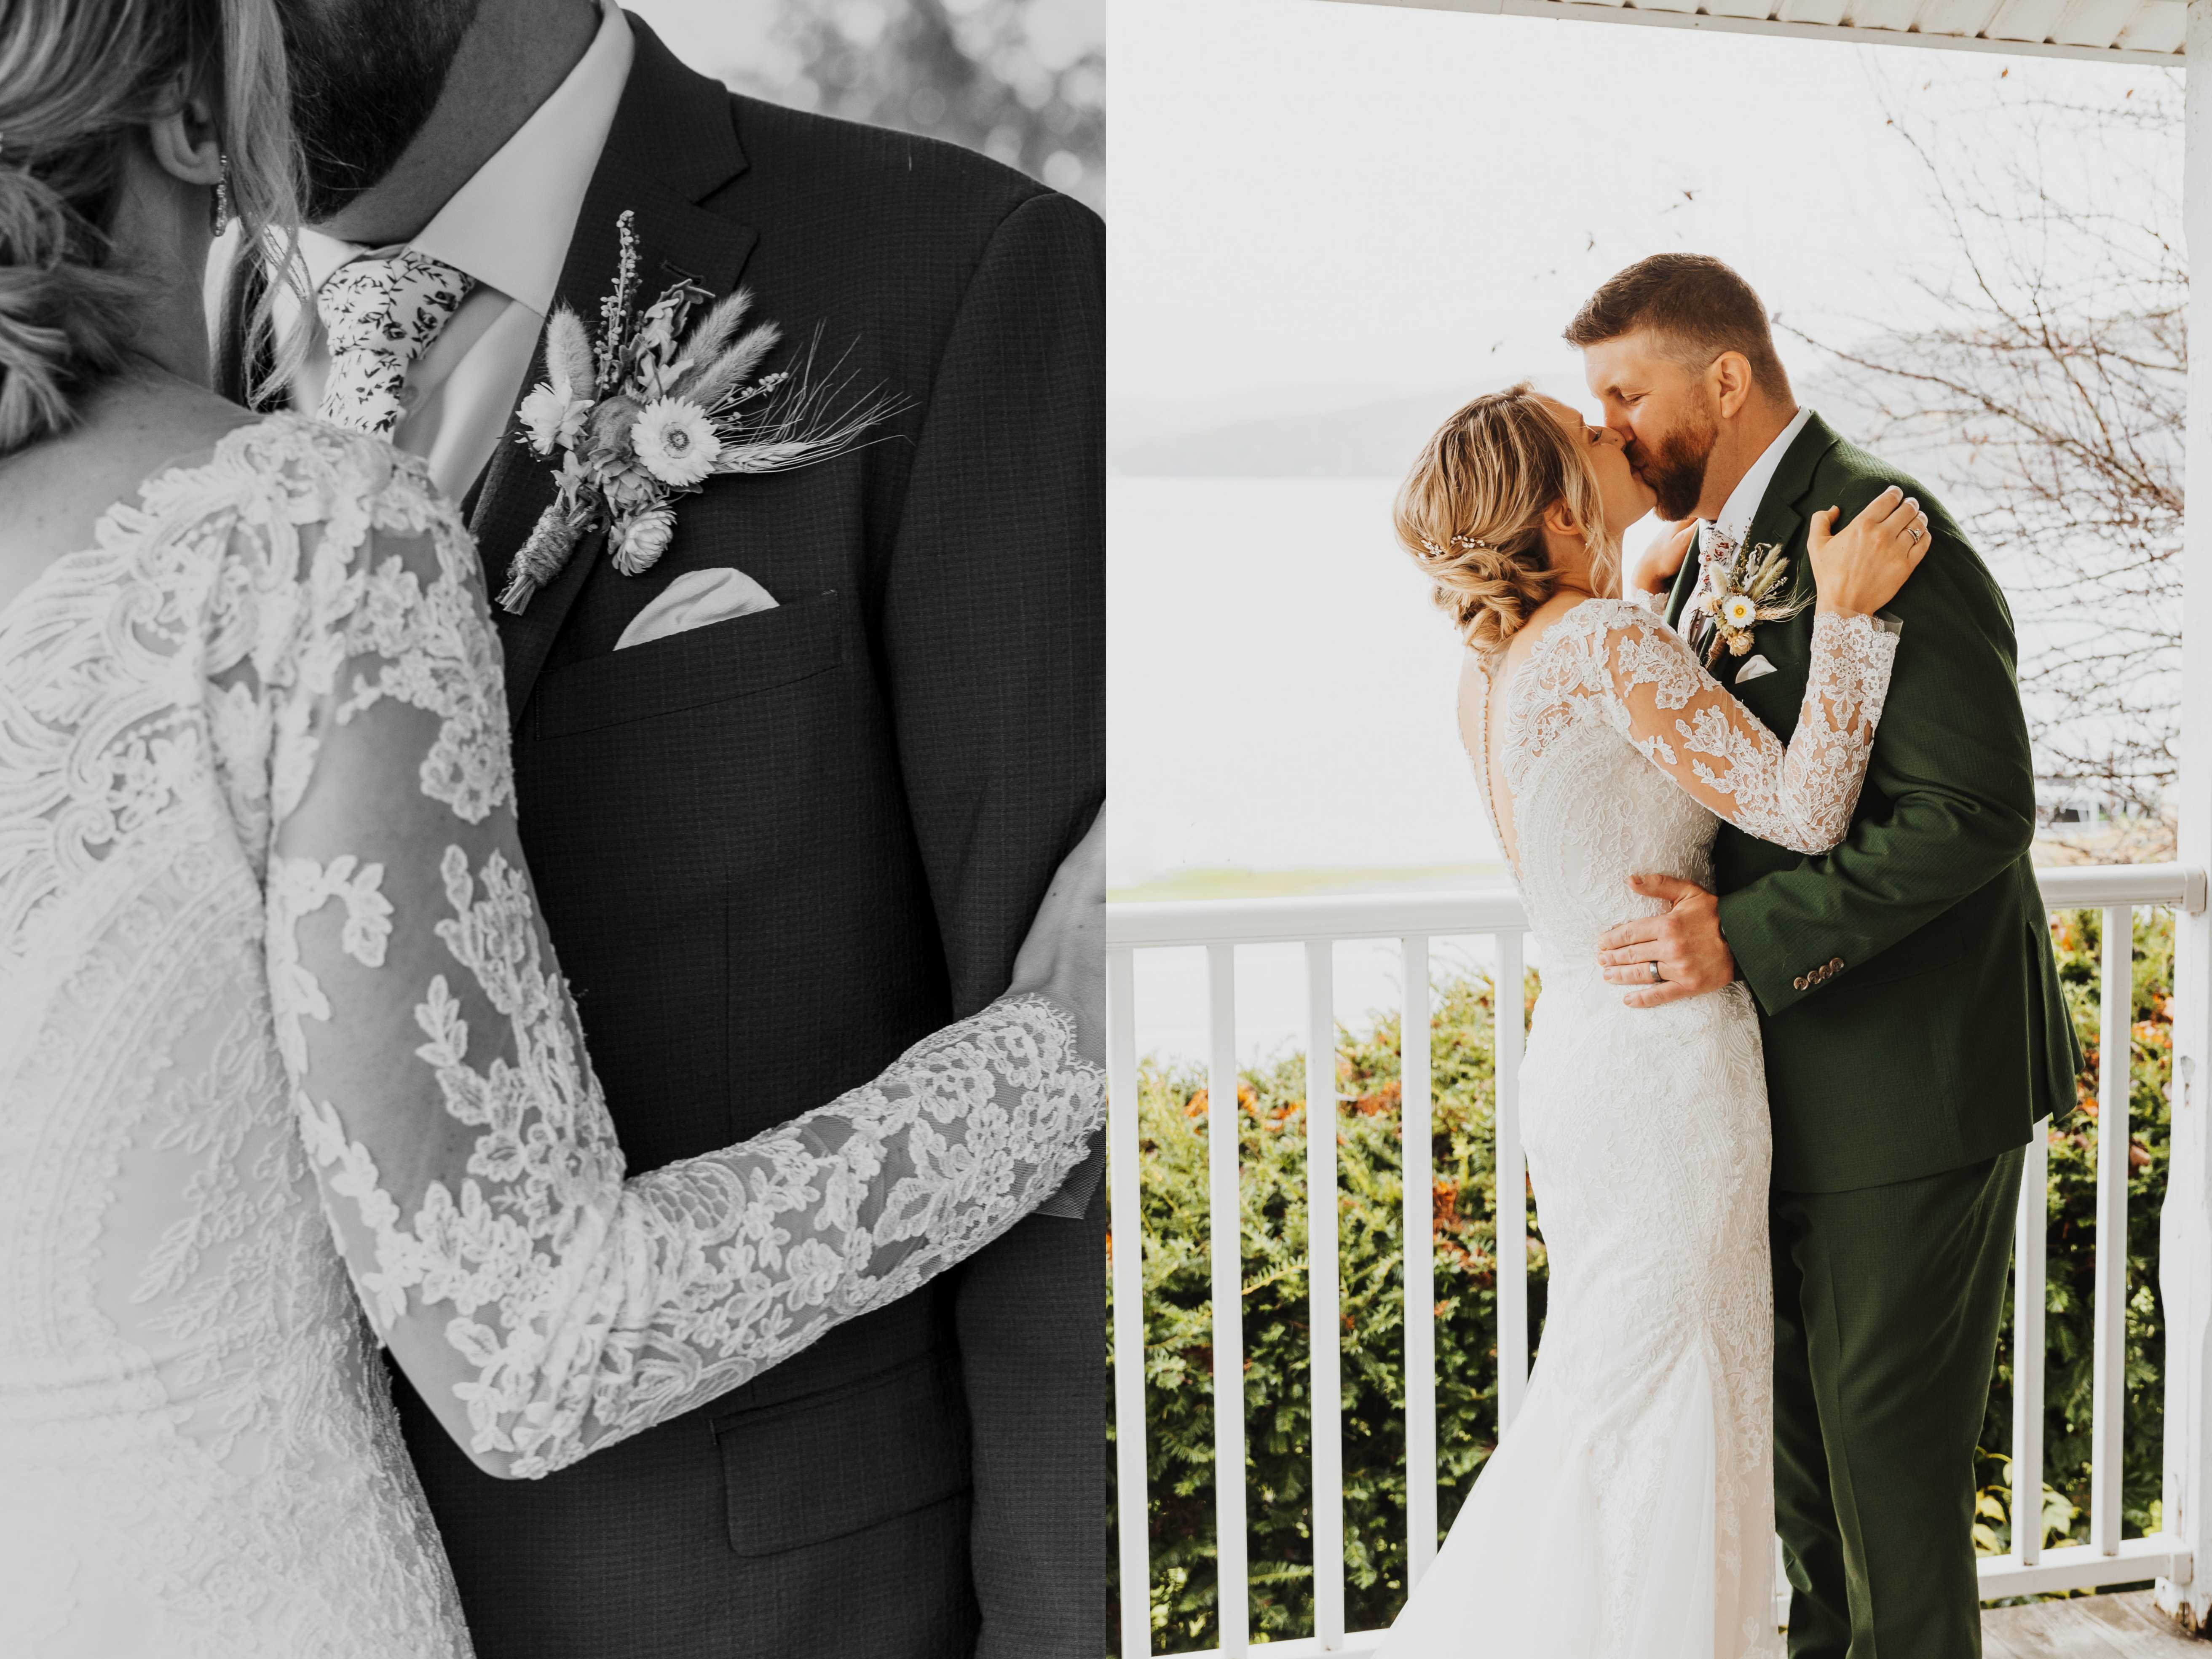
0,413,1104,1657
1376,598,1895,1659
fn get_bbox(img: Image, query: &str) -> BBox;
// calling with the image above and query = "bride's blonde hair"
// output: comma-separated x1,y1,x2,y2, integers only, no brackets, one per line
0,0,300,452
1394,383,1621,658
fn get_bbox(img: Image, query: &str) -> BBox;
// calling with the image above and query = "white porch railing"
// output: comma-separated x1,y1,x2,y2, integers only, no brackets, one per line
1107,863,2210,1658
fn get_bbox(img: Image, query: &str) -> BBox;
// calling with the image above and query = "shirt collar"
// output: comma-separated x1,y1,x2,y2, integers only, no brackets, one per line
1711,404,1813,551
296,0,634,314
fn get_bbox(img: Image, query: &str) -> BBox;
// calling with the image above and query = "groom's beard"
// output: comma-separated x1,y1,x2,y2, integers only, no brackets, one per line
1629,408,1719,523
283,0,485,223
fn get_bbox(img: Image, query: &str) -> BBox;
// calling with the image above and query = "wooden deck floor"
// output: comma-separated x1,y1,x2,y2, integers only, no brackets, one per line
1983,1591,2206,1656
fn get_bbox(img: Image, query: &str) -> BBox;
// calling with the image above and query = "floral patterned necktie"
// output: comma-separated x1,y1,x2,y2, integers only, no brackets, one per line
315,249,476,437
1685,524,1729,656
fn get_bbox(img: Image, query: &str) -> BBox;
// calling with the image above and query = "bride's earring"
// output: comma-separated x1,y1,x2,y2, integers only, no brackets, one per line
209,152,232,237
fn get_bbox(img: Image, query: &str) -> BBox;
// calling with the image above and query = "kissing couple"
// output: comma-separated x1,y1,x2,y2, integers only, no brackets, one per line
0,1,1102,1656
1376,254,2076,1658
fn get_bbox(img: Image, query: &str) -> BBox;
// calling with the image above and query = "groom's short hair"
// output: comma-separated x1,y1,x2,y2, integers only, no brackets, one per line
1564,254,1792,401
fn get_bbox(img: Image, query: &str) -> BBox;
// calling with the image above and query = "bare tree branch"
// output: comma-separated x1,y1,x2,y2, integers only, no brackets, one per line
1784,70,2184,841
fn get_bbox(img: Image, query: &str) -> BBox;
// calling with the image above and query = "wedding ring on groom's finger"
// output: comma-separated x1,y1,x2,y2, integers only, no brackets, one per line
1647,961,1663,984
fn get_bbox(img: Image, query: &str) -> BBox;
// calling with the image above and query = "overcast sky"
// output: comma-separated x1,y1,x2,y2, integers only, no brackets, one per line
1109,0,2175,430
1108,0,2180,894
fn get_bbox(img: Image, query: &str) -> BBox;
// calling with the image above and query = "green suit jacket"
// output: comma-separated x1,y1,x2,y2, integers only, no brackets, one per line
1664,412,2079,1193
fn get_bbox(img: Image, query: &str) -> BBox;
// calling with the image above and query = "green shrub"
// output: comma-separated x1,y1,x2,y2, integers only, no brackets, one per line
1974,907,2172,1563
1106,910,2173,1652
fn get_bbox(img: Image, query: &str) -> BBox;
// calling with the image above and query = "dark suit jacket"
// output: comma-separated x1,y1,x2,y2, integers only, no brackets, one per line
1664,413,2078,1193
362,21,1103,1658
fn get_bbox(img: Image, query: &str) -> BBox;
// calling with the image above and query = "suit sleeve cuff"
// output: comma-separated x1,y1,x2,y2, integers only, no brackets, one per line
1718,887,1814,1017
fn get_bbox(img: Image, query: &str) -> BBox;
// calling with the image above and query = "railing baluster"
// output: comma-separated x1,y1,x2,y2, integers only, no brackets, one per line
1496,931,1529,1432
1401,935,1438,1587
1207,944,1250,1654
1108,945,1152,1657
1097,870,2201,1646
2012,1114,2049,1568
1306,942,1345,1649
2091,905,2134,1556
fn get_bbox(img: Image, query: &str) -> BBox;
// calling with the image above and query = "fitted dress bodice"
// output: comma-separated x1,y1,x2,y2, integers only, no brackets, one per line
0,414,1105,1656
1381,598,1895,1657
0,451,467,1654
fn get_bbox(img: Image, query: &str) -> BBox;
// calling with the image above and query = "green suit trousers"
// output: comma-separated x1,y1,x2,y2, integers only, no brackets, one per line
1773,1145,2025,1659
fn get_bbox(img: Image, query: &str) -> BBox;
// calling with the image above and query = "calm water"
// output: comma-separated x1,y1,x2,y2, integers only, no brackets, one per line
1111,476,1513,1062
1109,476,1499,881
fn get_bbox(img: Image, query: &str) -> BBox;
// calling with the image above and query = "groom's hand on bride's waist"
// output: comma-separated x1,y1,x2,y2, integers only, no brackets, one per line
1597,874,1739,1009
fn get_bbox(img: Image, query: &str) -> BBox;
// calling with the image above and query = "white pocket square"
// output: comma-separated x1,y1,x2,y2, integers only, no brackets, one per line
615,567,778,650
1735,654,1778,683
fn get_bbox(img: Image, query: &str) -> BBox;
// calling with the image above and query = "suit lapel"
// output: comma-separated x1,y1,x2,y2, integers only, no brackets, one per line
1703,412,1840,692
1749,412,1840,605
473,19,758,725
1663,530,1702,630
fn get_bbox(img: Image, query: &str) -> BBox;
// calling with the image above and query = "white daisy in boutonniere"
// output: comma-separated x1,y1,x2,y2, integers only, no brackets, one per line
498,209,905,614
1688,536,1806,667
634,400,721,488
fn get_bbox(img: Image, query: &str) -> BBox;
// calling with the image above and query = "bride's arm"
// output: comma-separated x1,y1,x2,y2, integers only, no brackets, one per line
1591,605,1898,855
249,436,1102,1480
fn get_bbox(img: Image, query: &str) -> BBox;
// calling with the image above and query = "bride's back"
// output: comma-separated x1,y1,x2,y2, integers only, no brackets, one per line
1459,596,1721,966
0,378,257,614
0,411,473,1654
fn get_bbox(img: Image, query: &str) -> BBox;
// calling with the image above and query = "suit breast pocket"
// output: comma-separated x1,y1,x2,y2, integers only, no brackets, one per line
710,1350,971,1557
524,590,842,739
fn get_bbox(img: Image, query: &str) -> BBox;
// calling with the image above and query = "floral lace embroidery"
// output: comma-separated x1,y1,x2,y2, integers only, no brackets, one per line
1401,596,1897,1657
1528,601,1895,857
244,421,1104,1480
0,414,474,1656
0,410,1101,1657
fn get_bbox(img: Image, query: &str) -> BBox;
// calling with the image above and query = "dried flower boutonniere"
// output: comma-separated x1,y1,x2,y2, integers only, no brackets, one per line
1686,537,1806,667
498,209,902,614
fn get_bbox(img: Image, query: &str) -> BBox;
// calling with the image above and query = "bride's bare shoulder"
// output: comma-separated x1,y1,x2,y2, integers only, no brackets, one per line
0,377,265,610
1,377,260,527
48,375,259,474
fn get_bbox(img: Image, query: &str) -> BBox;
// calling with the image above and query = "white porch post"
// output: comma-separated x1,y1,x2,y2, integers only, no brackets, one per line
2161,1,2212,1624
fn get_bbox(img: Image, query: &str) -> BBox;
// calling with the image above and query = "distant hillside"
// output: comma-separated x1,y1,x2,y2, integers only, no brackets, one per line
1109,370,1875,480
1112,391,1476,479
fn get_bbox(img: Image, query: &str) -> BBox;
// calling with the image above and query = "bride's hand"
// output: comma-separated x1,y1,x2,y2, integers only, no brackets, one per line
1628,519,1697,597
1009,804,1106,1065
1807,485,1931,616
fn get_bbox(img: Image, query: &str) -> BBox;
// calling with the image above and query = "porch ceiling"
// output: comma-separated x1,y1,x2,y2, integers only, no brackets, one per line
1324,0,2186,65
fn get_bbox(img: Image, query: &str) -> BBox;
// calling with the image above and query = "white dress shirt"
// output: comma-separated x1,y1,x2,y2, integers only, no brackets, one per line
276,0,635,503
1705,404,1813,557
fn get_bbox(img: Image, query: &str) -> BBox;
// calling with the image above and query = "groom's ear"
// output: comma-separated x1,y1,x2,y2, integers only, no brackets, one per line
1710,350,1756,422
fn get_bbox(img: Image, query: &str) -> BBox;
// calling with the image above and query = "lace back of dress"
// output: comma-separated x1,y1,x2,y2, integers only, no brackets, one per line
0,415,470,1656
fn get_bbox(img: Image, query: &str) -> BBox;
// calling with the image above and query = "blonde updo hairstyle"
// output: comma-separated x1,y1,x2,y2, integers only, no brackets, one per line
1394,382,1620,658
0,0,300,452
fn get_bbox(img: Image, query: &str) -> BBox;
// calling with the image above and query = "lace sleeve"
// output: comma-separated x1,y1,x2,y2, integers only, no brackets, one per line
241,424,1103,1479
1588,605,1899,855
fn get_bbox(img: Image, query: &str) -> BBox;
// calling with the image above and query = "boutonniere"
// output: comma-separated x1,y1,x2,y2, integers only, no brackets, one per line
497,209,901,615
1686,537,1807,668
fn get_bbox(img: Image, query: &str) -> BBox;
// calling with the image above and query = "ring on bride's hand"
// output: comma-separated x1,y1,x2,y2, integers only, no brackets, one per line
1647,961,1663,984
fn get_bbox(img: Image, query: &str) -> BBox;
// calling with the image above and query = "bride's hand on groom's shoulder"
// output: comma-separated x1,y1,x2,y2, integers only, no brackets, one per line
1808,485,1931,616
1596,874,1738,1008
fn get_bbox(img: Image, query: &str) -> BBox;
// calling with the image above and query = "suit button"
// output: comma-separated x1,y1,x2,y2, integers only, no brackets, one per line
1793,976,1809,991
1829,957,1844,971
